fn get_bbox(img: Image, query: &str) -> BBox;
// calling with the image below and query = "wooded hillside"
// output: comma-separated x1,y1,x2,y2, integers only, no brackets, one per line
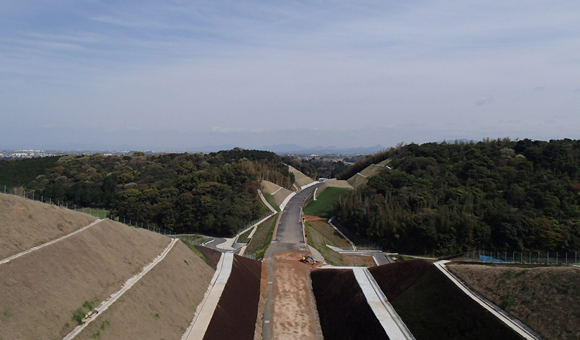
0,149,294,236
335,138,580,255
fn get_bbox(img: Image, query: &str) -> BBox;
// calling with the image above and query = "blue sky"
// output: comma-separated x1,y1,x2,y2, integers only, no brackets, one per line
1,1,579,150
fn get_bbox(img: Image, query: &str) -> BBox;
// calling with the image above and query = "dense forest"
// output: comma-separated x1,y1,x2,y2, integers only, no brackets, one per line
0,148,294,236
335,139,580,255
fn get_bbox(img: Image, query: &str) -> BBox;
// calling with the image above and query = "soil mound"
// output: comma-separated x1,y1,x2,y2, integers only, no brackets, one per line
0,193,96,259
311,269,389,340
368,259,433,299
204,255,262,340
196,245,222,269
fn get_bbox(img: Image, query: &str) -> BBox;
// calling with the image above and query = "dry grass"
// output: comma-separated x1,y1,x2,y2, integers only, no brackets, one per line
449,263,580,340
75,241,214,340
346,159,391,189
307,220,351,250
0,219,171,339
0,193,96,259
260,180,292,206
305,222,374,267
289,166,314,188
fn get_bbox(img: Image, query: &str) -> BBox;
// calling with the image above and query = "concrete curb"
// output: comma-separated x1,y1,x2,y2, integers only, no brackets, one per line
434,260,540,340
328,217,357,251
353,268,415,340
182,252,235,340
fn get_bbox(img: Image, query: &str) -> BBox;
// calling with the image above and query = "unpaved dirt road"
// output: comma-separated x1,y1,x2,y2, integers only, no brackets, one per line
262,183,324,340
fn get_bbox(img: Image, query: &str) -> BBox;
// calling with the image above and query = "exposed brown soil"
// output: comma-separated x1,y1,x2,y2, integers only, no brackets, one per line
253,261,268,340
75,240,215,340
289,166,314,188
0,219,170,339
266,245,322,339
368,259,433,299
196,245,222,269
311,269,389,340
204,255,262,340
342,254,377,267
0,193,96,259
449,263,580,340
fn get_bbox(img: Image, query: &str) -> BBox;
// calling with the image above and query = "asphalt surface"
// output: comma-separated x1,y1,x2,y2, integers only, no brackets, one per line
275,183,322,244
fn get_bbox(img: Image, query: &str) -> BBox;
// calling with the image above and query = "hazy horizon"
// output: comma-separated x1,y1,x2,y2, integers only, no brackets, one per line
2,1,579,150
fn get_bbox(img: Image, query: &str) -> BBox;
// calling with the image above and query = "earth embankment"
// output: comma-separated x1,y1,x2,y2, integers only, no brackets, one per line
0,193,96,259
370,260,524,340
74,240,214,340
311,269,389,340
449,263,580,340
203,255,262,340
0,219,171,339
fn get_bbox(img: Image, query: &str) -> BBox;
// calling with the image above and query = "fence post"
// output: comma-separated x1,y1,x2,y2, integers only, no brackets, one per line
547,252,549,265
556,252,558,265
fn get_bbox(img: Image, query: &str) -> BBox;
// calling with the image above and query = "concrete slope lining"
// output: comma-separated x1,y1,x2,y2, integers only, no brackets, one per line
62,238,179,340
182,251,235,340
0,219,104,265
352,267,415,340
434,261,540,340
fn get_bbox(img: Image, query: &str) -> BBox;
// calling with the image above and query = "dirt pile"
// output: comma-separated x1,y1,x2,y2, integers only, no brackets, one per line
311,269,388,340
449,263,580,340
204,255,262,340
0,193,96,259
371,261,523,340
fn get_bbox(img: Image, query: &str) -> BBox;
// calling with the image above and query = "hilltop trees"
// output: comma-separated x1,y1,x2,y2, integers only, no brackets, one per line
335,139,580,254
0,149,294,236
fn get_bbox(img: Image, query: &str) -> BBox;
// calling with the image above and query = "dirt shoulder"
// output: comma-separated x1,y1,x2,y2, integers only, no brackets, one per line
449,263,580,340
0,193,96,259
263,243,323,340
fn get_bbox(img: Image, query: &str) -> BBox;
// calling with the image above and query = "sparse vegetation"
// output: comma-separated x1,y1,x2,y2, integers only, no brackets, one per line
245,214,277,260
186,242,210,266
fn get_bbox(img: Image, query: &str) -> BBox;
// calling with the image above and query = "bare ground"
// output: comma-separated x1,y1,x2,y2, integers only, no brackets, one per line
448,263,580,340
74,241,215,340
0,219,170,340
317,179,354,196
0,193,96,259
265,245,322,340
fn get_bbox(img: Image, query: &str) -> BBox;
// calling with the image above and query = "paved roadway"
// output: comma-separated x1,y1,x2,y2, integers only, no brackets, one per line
275,183,322,244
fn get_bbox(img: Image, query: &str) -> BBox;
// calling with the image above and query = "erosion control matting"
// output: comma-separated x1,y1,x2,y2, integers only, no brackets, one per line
371,261,524,340
195,245,222,269
311,269,389,340
203,255,261,340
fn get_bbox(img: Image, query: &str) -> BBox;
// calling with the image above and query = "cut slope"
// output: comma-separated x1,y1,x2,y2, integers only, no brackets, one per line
0,218,171,339
74,241,215,340
260,180,292,206
448,263,580,340
346,159,391,189
311,269,389,340
289,165,313,188
0,193,96,259
203,255,262,340
370,261,524,340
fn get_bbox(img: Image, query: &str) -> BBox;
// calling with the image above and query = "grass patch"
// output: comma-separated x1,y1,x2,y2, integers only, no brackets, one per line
237,227,253,243
263,193,280,212
245,214,277,260
72,309,85,325
307,220,352,249
303,187,352,218
185,242,210,266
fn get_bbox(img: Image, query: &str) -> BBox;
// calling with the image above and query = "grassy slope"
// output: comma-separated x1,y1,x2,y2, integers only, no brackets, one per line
305,222,374,267
390,266,524,340
449,264,580,340
245,214,278,260
303,187,352,218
